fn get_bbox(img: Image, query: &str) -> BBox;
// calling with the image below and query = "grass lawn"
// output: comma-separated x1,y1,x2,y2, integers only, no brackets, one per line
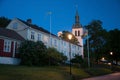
0,65,90,80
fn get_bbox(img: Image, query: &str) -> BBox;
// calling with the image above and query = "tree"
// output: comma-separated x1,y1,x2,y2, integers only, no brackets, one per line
0,16,11,28
47,47,67,65
19,40,47,66
106,29,120,64
71,55,83,64
85,20,107,63
60,31,79,45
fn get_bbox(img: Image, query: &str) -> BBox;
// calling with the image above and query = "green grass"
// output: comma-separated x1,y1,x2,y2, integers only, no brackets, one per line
0,65,90,80
85,68,113,76
0,65,70,80
0,64,115,80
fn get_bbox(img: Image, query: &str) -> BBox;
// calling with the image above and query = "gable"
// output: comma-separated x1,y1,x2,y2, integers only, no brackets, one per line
6,18,29,32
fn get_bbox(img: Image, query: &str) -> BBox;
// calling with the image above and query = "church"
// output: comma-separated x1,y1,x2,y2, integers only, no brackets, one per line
0,10,85,65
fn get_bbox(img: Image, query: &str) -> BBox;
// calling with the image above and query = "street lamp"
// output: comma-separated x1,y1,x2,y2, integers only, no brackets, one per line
110,52,113,55
110,52,113,70
68,34,72,76
110,52,113,63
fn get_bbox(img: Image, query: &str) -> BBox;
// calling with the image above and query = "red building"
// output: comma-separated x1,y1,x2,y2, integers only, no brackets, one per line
0,28,24,65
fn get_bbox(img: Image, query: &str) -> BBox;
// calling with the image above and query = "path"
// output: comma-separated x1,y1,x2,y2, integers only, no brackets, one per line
82,72,120,80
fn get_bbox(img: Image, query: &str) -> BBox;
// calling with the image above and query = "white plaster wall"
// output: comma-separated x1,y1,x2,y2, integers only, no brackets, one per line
0,57,21,65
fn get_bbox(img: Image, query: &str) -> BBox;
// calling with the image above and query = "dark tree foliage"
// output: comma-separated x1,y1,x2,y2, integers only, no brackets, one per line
0,16,11,28
85,20,108,63
105,29,120,64
60,31,79,45
71,55,88,68
19,40,67,66
47,47,67,65
71,55,83,64
19,40,48,66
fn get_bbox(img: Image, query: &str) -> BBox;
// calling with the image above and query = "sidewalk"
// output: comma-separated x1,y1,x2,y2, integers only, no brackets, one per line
82,72,120,80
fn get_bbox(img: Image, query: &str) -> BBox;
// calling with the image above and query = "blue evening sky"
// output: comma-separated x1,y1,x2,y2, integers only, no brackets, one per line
0,0,120,35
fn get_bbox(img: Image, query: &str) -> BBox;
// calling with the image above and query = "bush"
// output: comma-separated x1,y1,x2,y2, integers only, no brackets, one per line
46,48,67,65
19,40,47,66
71,55,88,68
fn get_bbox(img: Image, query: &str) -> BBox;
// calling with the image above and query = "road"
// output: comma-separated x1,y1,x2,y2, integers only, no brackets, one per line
82,72,120,80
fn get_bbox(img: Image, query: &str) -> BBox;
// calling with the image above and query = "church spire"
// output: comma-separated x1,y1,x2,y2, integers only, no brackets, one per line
75,10,80,24
72,9,82,28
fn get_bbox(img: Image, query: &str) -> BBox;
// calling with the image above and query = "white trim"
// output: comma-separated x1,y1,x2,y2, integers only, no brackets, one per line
12,41,16,57
3,39,11,52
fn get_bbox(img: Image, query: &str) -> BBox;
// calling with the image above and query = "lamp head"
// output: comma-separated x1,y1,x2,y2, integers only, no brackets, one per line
68,34,72,40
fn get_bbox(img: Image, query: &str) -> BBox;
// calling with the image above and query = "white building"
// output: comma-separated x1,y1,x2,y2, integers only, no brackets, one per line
0,10,84,65
7,18,82,57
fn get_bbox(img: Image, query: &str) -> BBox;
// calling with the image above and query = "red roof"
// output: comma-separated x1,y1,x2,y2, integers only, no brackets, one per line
0,28,24,41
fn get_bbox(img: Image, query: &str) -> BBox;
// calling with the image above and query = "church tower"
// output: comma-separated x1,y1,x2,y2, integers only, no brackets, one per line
72,10,84,56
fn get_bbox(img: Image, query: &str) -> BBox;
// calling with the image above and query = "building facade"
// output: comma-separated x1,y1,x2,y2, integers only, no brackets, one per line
0,28,24,65
0,11,84,65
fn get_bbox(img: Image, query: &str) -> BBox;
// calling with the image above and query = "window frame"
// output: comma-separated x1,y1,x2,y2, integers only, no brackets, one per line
4,40,11,52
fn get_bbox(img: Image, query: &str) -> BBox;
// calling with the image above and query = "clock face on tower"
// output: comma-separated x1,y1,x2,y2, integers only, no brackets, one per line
12,22,18,29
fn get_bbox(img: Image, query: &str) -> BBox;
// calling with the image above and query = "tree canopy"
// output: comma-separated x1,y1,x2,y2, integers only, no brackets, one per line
84,20,120,65
85,20,108,62
0,16,11,28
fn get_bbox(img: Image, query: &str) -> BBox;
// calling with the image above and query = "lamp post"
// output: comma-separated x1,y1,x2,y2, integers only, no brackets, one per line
68,34,72,76
87,30,90,68
110,52,113,63
48,11,52,47
110,52,113,70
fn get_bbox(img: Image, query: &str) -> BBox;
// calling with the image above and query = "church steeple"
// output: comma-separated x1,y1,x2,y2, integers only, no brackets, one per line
72,10,82,28
75,10,79,24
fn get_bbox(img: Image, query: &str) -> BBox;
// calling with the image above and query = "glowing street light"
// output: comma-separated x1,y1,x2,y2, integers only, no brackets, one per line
68,34,72,76
110,52,113,70
110,52,113,55
68,34,72,40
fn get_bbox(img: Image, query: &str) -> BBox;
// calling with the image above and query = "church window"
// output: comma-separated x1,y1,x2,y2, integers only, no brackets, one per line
75,31,77,36
78,30,80,36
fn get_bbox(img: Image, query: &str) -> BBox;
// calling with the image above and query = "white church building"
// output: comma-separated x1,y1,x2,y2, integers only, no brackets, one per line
0,11,85,65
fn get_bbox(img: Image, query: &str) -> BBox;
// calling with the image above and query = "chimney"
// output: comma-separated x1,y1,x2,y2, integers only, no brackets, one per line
27,19,32,24
58,31,63,37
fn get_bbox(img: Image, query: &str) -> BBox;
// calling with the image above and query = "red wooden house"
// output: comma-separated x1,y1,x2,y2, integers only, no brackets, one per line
0,28,24,65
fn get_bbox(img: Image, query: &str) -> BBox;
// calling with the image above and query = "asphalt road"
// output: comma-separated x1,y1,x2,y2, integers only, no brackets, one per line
82,72,120,80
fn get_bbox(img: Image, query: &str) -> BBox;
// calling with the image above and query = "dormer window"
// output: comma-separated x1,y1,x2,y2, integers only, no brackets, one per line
12,22,18,29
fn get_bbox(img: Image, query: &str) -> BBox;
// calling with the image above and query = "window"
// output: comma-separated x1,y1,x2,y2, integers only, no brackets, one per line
75,30,77,36
4,40,11,52
12,22,18,29
15,42,20,54
64,41,66,46
50,38,52,46
38,33,41,41
78,30,80,36
31,32,35,40
54,39,57,46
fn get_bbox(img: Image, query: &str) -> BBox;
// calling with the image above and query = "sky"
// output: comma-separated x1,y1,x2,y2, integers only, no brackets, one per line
0,0,120,35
